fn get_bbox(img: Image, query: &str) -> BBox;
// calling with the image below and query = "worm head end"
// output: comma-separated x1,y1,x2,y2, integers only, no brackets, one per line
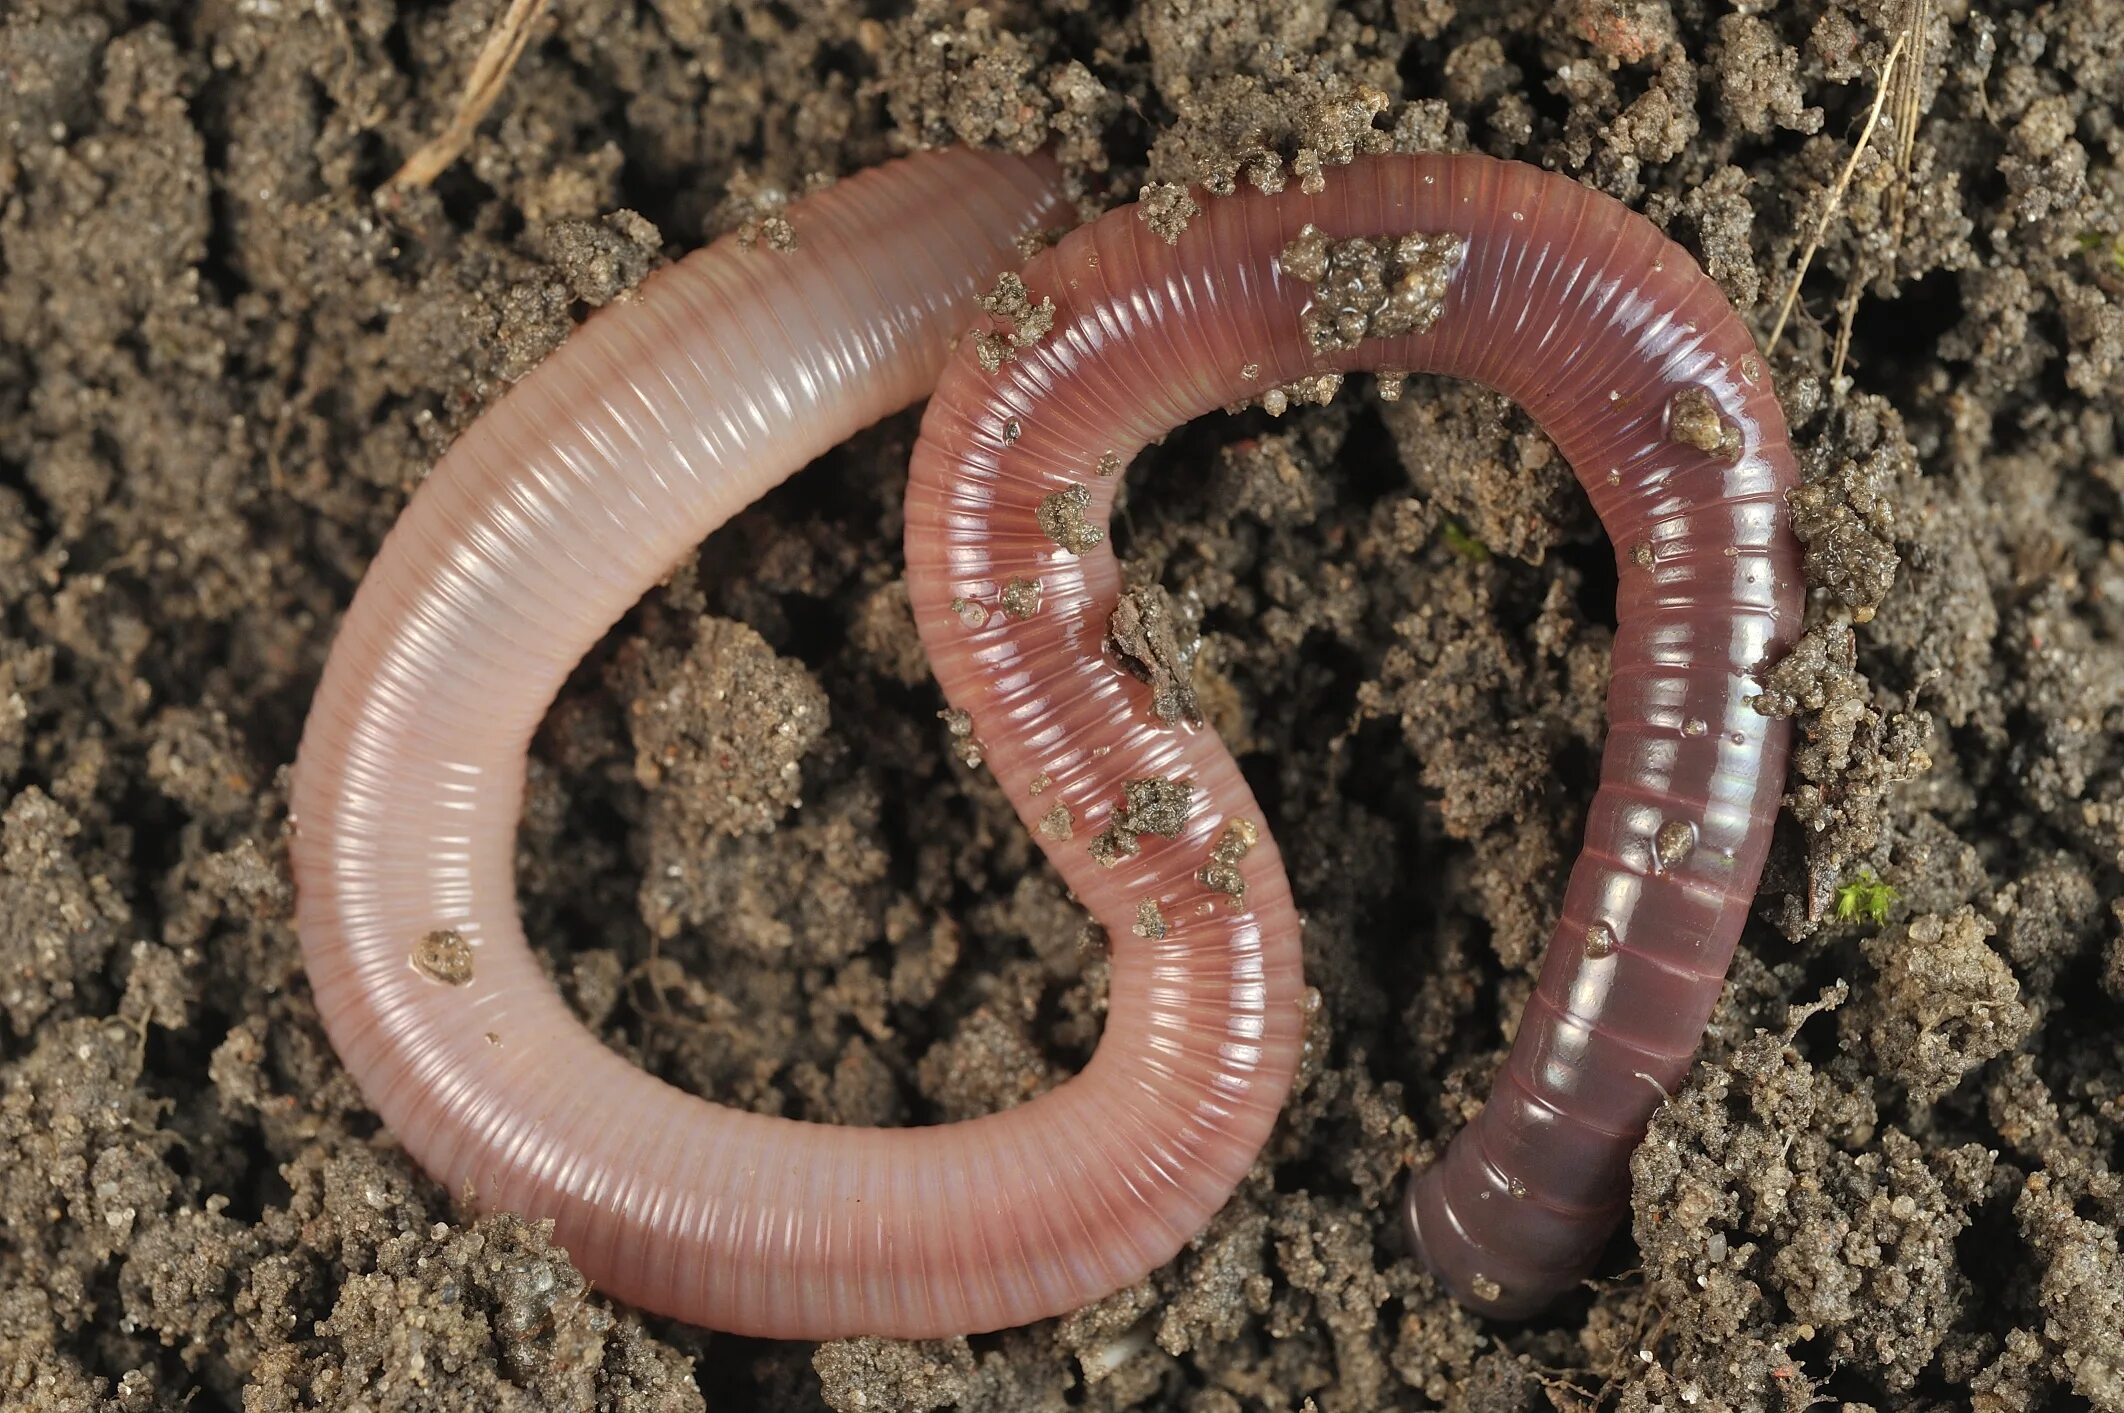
1402,1167,1569,1321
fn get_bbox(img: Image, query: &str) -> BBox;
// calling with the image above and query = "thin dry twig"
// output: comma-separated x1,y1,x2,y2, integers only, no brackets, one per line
384,0,552,193
1765,28,1909,358
1831,0,1931,387
124,1004,153,1079
1829,274,1865,387
1886,0,1929,248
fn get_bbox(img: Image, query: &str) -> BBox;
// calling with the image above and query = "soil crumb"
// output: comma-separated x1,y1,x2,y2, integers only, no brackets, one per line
1277,223,1467,351
1036,483,1104,553
973,271,1056,373
1089,776,1196,868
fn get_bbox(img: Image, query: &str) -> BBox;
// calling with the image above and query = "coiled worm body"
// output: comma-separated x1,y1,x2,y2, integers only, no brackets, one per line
289,148,1119,1339
906,152,1800,1319
293,140,1799,1338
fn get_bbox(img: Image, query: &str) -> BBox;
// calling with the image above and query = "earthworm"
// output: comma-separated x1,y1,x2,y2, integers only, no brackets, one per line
906,151,1800,1319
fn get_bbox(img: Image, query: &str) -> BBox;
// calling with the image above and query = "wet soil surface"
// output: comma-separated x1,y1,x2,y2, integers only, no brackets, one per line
2,0,2121,1409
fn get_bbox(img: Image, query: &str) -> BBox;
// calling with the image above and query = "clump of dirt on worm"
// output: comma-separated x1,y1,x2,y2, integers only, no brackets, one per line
2,0,2121,1409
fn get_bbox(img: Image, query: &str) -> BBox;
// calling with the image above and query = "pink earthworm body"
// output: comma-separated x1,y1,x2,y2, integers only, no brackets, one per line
290,141,1800,1341
906,151,1801,1319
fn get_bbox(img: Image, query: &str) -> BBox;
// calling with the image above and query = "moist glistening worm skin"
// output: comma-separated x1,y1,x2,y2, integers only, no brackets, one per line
292,141,1798,1339
905,152,1801,1320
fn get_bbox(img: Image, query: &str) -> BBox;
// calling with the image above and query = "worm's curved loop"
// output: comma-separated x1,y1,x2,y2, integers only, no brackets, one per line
906,152,1801,1319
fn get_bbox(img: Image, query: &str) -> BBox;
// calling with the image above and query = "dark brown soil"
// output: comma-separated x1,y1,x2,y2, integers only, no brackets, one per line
3,1,2120,1410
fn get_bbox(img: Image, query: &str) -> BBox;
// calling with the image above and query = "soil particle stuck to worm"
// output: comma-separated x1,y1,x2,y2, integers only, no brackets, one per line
1035,483,1104,553
1277,223,1467,352
1088,777,1196,867
1105,584,1203,727
973,271,1056,373
1667,385,1745,460
1197,819,1259,903
1000,576,1042,620
410,928,475,986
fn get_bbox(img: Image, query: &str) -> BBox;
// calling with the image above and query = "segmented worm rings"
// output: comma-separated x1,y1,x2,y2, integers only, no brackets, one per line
912,150,1799,1319
292,146,1797,1337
